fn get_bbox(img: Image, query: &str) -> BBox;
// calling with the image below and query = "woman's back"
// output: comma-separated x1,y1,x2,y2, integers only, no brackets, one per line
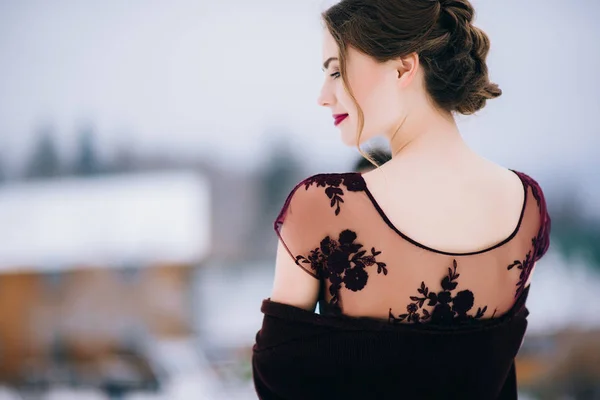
363,153,526,256
253,168,549,399
273,167,548,323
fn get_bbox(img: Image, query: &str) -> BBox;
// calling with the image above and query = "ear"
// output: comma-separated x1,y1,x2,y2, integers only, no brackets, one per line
396,52,419,88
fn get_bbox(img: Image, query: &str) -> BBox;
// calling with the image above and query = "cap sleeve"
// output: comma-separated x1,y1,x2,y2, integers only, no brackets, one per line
516,171,551,262
274,174,347,279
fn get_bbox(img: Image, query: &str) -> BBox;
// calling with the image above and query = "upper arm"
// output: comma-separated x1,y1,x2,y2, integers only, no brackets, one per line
268,175,334,311
271,238,320,311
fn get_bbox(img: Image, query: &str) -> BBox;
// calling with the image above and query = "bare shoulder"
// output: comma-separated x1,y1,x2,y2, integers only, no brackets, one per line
458,159,527,242
360,156,527,253
362,156,522,198
471,160,525,206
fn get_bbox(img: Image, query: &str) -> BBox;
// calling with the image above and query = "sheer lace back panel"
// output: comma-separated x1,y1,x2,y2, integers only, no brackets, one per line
274,171,550,325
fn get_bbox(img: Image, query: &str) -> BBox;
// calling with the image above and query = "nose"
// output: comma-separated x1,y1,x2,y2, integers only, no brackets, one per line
317,82,334,108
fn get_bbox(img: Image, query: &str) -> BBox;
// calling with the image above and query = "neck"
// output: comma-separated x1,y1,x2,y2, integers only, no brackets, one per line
387,107,469,168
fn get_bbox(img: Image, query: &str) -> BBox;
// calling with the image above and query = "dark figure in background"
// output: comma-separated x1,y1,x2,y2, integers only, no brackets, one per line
354,148,392,172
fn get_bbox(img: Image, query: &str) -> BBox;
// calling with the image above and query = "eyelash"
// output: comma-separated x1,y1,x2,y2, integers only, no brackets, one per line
330,71,340,79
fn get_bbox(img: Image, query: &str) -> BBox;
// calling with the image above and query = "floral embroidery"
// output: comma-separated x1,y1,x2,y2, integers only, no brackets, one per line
296,229,386,307
530,186,550,261
389,260,488,325
284,170,550,326
532,226,549,261
507,248,534,299
341,173,367,192
516,172,550,259
507,173,550,298
303,173,365,215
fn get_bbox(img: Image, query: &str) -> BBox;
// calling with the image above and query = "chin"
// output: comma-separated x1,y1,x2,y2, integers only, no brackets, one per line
339,126,372,147
340,129,359,147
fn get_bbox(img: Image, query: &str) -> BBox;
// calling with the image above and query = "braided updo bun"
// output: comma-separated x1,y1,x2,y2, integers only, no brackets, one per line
323,0,501,115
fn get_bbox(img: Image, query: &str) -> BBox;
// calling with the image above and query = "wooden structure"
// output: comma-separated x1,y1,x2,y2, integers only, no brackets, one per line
0,171,210,388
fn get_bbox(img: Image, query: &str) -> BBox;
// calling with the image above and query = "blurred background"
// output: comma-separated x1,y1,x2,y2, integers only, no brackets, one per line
0,0,598,399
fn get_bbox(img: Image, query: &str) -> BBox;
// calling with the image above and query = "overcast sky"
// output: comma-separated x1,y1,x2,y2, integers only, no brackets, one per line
0,0,598,179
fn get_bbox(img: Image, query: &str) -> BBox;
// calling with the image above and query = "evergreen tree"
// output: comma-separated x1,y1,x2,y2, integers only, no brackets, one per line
260,136,302,217
24,126,61,179
73,124,100,175
0,156,6,184
248,131,303,256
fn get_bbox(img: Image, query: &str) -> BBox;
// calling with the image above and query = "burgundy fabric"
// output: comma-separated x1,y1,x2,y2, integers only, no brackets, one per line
253,170,551,399
253,293,528,400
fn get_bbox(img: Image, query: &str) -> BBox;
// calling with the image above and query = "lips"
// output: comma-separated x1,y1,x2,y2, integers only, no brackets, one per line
333,114,348,126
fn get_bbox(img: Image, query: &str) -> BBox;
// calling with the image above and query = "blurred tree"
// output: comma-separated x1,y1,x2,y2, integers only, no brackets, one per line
247,129,304,257
24,126,62,179
73,124,101,176
112,145,136,173
0,154,6,184
106,132,138,174
550,190,600,271
259,134,303,218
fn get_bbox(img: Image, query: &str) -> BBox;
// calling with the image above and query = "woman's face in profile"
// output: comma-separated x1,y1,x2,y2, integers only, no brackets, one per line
317,29,405,147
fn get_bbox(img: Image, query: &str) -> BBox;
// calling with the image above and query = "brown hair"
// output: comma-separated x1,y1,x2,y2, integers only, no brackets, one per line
322,0,501,165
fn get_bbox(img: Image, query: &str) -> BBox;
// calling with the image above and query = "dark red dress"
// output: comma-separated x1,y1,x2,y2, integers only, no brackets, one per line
253,171,551,399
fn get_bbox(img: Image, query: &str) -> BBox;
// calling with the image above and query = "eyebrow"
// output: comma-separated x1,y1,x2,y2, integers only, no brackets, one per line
322,57,338,71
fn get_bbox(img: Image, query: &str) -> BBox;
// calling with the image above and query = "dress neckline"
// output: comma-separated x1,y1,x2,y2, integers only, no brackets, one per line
356,169,529,256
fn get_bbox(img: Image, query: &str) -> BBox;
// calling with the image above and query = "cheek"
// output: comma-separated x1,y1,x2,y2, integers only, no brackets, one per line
351,77,395,135
335,84,355,114
349,72,380,110
366,79,404,130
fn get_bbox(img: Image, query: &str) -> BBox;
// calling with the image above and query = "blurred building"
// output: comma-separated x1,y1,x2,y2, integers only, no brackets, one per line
0,171,210,393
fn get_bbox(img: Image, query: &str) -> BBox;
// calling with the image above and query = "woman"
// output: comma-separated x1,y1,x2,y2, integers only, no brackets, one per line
253,0,551,399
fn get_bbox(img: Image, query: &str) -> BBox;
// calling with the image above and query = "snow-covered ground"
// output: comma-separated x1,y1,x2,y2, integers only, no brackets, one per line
195,262,273,350
0,382,252,400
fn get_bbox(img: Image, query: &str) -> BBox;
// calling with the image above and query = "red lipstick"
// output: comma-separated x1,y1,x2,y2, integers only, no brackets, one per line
333,114,348,126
